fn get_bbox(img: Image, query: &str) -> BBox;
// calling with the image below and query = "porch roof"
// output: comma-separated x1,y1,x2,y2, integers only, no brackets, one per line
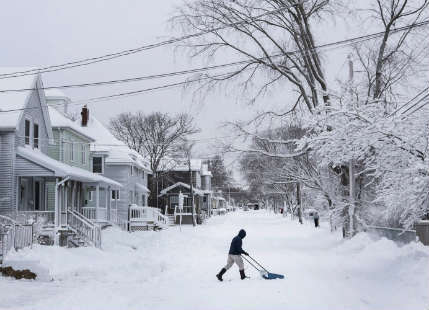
17,147,122,188
159,182,204,197
135,183,150,193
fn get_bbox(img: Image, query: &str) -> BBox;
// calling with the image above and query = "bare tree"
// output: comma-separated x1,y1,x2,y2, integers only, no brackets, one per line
172,0,333,113
353,0,429,103
110,112,199,208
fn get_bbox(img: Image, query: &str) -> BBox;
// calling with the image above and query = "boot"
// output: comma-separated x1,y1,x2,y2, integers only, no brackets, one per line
240,269,247,280
216,268,227,281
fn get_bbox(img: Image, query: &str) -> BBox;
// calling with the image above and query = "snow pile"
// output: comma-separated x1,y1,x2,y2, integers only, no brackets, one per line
1,211,428,310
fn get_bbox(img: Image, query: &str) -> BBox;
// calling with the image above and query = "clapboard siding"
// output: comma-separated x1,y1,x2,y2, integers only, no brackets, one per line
101,164,150,221
49,129,91,171
16,87,50,154
0,133,15,213
15,155,54,176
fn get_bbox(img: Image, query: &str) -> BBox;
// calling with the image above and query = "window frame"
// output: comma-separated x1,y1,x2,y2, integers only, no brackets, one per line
81,144,86,165
24,118,31,145
111,190,120,201
92,156,103,174
70,142,75,162
33,122,39,149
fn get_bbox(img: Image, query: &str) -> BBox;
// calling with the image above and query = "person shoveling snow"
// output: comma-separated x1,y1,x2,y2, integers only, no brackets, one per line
216,229,249,281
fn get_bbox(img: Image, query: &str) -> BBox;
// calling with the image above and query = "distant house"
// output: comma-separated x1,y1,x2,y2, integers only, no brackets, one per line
0,71,120,247
157,159,213,224
74,106,152,224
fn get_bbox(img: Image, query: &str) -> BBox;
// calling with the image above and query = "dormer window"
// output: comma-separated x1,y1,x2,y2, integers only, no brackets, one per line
24,119,30,145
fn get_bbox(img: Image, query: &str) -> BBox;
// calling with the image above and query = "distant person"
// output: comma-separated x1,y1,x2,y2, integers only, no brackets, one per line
314,212,320,228
216,229,249,281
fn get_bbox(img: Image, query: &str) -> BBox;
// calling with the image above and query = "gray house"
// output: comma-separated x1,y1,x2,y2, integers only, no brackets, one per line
0,72,120,246
74,107,152,224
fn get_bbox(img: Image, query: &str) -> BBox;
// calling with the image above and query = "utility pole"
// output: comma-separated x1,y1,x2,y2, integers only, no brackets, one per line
348,54,355,238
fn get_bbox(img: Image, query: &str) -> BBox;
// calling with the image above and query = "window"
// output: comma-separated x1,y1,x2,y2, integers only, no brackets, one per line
70,142,75,161
81,144,86,164
88,190,93,202
33,123,39,149
111,190,120,200
24,119,30,145
92,157,103,173
130,165,134,176
142,194,146,205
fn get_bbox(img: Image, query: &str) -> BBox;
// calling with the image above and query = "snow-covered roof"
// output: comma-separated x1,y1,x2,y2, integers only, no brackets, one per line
17,147,121,187
159,182,204,196
0,68,39,130
48,107,95,142
44,89,68,99
159,158,203,172
75,116,151,173
135,183,150,193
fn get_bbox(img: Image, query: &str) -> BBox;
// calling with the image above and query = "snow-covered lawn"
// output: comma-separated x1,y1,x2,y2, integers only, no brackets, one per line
1,210,428,310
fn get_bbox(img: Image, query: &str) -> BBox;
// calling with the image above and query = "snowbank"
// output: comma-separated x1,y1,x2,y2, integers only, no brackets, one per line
1,211,428,310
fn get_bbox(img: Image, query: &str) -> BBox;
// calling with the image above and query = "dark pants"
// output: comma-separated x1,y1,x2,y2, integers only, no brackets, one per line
314,218,319,227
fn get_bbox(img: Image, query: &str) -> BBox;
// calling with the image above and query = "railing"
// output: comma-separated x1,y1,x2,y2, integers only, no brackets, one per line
67,210,101,248
365,225,417,244
129,205,168,229
82,207,107,222
110,208,118,224
174,206,195,215
17,210,55,225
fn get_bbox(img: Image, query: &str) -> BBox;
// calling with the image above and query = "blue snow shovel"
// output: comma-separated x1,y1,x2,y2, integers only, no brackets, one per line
241,255,285,280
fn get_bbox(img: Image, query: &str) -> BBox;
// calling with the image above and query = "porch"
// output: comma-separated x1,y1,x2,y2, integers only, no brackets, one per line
15,147,121,239
159,182,204,225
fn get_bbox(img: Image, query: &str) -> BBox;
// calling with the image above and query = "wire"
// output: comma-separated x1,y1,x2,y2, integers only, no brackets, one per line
389,87,429,116
1,20,428,114
1,20,428,93
0,4,306,80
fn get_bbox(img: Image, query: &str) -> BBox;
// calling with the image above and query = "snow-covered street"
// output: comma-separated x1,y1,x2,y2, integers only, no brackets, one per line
1,210,429,310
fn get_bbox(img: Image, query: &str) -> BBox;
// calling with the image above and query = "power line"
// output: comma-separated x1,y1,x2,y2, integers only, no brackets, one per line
1,20,428,113
1,20,428,94
389,87,429,116
0,3,307,80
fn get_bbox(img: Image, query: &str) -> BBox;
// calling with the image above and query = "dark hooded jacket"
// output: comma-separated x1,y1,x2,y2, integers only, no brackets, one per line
228,229,248,255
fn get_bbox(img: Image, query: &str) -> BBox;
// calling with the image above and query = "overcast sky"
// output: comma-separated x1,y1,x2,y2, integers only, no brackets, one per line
0,1,367,183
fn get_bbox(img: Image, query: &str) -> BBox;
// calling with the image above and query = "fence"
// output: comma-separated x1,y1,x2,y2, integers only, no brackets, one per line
365,226,417,244
0,216,33,264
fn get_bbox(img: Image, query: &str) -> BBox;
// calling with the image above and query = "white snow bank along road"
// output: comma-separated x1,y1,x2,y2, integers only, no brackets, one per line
0,210,428,310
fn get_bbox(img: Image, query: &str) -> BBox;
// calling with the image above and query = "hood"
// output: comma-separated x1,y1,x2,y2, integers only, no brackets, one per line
238,229,246,239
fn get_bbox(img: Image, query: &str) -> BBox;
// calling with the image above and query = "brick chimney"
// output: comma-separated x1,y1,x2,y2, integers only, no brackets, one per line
81,105,89,127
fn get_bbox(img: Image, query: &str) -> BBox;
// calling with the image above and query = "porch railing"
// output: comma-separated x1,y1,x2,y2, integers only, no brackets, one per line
17,211,55,225
81,207,107,222
174,206,196,215
110,208,118,224
67,210,101,248
129,205,168,228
